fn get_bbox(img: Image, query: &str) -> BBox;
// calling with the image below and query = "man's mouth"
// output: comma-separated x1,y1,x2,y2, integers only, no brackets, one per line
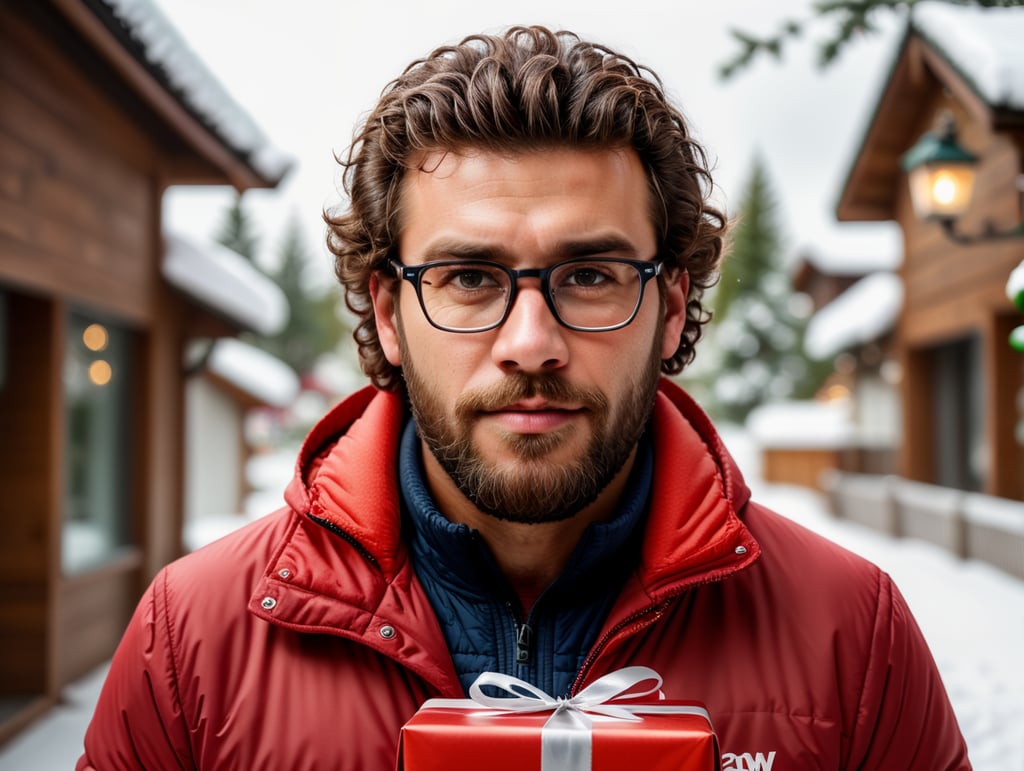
481,399,585,434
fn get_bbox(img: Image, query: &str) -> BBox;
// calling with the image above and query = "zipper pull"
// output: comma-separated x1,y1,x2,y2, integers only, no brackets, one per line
515,622,533,664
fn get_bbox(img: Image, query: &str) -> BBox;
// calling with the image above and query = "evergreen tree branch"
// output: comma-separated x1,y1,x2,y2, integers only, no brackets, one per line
719,0,1024,79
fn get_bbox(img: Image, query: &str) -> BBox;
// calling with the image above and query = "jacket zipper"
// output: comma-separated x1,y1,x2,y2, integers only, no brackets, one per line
515,620,533,664
506,601,534,665
306,511,380,568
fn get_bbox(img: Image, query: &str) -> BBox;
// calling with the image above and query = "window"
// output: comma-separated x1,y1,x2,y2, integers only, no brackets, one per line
62,310,136,574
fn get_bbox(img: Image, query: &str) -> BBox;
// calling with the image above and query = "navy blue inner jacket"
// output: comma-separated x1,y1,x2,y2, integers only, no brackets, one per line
400,417,652,697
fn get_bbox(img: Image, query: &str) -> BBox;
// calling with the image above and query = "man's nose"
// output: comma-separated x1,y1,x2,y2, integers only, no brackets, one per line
490,283,569,373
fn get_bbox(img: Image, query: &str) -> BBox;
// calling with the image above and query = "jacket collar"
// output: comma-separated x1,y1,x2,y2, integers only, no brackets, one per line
285,385,407,579
639,379,759,596
256,379,759,696
289,378,758,591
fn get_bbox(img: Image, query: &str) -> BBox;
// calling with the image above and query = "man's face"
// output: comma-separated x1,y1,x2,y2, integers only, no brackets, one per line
372,148,687,523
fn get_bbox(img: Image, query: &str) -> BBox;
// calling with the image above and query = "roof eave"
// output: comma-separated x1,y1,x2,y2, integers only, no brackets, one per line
834,26,914,223
53,0,290,190
836,16,1024,224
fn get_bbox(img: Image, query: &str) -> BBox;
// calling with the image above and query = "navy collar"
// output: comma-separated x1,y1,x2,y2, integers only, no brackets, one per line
399,418,653,602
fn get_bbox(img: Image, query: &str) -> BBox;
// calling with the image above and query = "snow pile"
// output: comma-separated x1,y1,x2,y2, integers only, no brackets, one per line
163,231,288,336
99,0,291,181
912,2,1024,109
804,272,902,359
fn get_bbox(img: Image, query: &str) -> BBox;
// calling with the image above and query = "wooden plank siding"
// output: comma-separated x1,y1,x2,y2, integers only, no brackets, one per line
896,95,1024,499
0,2,184,716
0,293,61,718
0,0,283,746
0,12,158,323
985,313,1024,501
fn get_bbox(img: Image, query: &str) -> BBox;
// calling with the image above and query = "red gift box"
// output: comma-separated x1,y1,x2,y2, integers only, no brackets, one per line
396,668,720,771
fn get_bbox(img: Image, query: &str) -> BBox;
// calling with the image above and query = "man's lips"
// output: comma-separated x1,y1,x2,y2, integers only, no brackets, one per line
479,400,586,434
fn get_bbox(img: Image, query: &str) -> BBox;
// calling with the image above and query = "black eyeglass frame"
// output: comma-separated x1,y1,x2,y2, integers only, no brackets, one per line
389,256,664,333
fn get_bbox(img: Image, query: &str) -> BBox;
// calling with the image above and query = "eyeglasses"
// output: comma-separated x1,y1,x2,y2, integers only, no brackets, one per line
389,256,663,333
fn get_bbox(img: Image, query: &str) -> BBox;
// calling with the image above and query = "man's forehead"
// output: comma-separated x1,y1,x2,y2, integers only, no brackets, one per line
394,146,658,264
406,145,640,180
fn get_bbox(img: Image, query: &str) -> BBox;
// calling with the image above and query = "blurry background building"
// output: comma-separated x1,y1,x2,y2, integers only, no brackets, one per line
0,0,290,743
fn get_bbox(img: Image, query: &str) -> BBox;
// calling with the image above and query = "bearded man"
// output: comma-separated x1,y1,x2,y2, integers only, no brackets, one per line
79,26,970,770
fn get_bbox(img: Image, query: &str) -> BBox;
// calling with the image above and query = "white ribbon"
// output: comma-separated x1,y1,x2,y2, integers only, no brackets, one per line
467,666,665,771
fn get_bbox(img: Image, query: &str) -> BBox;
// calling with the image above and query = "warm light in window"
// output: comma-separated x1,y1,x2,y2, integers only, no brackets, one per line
83,323,109,352
89,360,112,385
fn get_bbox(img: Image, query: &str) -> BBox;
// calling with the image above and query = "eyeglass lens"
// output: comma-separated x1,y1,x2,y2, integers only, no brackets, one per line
416,260,645,331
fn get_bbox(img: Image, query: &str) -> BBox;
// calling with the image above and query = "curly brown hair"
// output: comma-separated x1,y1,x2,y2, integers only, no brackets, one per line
325,25,726,391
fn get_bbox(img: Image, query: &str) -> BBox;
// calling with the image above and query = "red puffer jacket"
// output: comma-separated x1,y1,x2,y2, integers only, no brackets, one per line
78,380,970,770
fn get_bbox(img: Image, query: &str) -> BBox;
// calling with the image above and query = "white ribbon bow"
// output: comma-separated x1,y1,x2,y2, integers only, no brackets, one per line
467,667,665,770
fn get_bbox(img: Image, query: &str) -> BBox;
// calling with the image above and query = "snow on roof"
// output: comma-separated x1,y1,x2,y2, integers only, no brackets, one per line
207,338,299,408
163,231,288,336
804,272,903,360
747,400,855,449
797,248,900,277
99,0,291,182
912,2,1024,110
1007,259,1024,305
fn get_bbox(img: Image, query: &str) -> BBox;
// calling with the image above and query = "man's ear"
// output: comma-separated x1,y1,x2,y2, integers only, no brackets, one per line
660,268,689,361
370,272,402,367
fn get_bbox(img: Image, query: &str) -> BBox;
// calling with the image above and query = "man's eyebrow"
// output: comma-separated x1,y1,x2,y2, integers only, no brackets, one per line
421,241,510,262
557,237,639,258
420,236,640,263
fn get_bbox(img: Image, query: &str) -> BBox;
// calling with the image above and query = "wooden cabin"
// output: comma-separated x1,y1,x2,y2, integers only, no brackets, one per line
0,0,289,743
836,4,1024,502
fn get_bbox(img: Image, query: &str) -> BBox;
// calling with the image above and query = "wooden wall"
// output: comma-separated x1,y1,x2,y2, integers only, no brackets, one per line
0,294,61,735
761,448,843,491
0,8,159,320
0,3,188,721
897,94,1024,500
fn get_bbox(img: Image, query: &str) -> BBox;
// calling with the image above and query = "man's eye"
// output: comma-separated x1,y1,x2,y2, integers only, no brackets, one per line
452,270,491,290
428,266,504,292
565,267,607,287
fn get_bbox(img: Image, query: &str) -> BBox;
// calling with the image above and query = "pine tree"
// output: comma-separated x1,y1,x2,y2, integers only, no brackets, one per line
215,194,260,262
705,156,826,423
250,216,346,376
714,158,778,322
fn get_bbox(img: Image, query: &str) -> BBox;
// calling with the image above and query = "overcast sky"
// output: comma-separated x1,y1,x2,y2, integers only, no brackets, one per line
158,0,905,283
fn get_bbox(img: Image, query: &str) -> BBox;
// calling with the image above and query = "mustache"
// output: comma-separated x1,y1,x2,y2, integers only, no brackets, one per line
455,373,608,416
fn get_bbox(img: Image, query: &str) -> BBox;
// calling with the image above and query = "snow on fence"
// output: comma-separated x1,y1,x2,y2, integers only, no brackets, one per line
823,472,1024,580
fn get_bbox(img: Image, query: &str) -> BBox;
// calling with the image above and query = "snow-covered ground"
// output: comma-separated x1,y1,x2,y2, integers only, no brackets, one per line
2,435,1022,769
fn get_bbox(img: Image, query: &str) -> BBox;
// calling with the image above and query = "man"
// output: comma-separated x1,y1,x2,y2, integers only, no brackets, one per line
79,26,970,770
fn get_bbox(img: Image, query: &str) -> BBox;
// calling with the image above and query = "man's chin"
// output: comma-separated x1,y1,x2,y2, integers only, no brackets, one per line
477,422,585,463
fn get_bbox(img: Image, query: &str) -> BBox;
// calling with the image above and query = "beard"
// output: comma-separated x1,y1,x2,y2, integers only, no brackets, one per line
399,332,664,524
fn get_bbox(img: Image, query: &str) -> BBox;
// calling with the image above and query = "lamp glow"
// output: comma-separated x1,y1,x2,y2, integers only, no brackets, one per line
932,173,958,206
